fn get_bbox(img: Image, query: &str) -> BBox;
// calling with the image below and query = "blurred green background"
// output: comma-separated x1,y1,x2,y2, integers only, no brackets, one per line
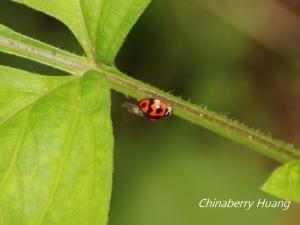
1,0,300,224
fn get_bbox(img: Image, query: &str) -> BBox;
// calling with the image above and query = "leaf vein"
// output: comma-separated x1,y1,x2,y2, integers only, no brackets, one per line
75,0,96,60
0,103,33,194
87,118,96,225
94,0,105,42
0,78,76,127
36,80,82,225
101,0,136,61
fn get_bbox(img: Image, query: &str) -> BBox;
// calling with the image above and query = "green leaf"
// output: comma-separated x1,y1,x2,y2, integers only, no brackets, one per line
14,0,151,65
0,66,113,225
262,161,300,203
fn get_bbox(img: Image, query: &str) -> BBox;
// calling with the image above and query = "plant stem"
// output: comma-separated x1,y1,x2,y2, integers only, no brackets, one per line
1,32,300,163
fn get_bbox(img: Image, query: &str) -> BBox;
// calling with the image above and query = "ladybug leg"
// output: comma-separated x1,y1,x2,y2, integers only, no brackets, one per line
122,102,144,117
165,106,172,116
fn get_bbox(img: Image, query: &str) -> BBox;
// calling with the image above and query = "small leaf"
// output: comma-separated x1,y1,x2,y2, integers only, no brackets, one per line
14,0,151,64
262,161,300,203
0,66,113,225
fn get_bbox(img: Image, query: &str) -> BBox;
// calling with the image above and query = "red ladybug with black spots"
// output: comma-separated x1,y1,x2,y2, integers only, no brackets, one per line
122,98,172,122
139,98,172,121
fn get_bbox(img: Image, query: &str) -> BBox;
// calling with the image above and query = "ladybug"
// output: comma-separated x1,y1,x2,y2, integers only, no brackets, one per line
122,98,172,122
139,98,172,121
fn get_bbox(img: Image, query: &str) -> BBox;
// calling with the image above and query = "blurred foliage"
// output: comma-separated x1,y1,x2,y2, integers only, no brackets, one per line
1,0,300,224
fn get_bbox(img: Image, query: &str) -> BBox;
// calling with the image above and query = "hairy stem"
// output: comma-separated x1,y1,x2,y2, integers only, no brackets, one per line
1,31,300,163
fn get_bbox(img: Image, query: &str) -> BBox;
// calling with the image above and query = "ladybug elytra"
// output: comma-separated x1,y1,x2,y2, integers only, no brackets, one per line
139,98,172,121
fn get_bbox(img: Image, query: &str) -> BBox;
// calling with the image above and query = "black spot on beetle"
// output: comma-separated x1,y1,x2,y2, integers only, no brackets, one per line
146,107,153,114
156,108,163,114
146,98,155,114
149,98,154,104
141,103,147,108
